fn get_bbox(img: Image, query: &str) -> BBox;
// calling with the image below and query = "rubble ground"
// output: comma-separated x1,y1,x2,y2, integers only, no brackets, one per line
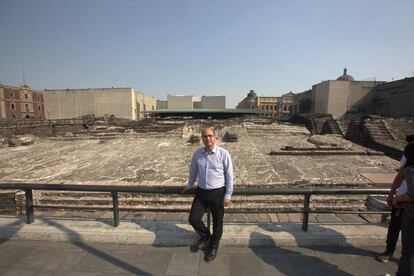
0,120,399,188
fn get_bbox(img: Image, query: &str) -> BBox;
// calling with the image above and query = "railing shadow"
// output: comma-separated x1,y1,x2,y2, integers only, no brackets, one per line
0,215,25,245
38,217,151,275
133,218,197,248
258,222,377,256
249,222,388,275
249,231,352,275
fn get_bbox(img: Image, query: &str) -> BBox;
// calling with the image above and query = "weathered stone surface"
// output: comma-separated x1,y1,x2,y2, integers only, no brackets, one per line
0,119,400,212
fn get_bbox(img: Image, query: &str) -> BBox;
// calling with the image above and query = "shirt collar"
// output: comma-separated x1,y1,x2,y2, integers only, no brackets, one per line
203,145,217,155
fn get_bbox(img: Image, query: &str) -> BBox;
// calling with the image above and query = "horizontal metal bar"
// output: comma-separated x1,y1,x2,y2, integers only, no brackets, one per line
35,205,113,211
0,182,390,195
34,205,390,215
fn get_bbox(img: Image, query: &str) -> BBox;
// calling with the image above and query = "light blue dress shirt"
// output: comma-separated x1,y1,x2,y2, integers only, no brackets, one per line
187,145,234,199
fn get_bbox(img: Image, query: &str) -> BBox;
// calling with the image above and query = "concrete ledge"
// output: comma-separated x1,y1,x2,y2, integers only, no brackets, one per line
0,215,391,247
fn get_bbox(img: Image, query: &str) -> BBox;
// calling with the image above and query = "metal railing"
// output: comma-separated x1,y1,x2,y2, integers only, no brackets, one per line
0,182,390,231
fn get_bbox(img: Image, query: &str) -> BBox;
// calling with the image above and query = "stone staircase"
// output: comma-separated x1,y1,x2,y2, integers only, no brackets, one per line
363,119,395,141
321,119,343,136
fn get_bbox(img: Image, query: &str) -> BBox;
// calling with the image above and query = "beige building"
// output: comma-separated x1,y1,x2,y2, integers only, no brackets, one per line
201,96,225,109
166,95,225,109
43,87,156,120
312,69,380,119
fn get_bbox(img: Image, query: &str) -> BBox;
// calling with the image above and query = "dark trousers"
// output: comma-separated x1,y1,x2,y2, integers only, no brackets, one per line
188,187,225,249
397,210,414,275
386,207,403,253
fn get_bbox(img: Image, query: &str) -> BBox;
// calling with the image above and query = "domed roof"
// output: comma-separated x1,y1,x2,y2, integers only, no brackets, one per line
247,89,257,98
337,68,355,81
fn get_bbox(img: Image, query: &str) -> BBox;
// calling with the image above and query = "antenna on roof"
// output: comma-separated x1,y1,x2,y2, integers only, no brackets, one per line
22,68,26,85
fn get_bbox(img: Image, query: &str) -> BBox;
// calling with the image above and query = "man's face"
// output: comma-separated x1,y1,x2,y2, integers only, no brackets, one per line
202,128,216,148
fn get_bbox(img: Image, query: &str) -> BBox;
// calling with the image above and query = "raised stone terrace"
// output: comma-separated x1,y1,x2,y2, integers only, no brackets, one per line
0,118,399,214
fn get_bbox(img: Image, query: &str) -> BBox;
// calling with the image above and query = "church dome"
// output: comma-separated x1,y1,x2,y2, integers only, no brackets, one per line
337,68,355,81
247,90,257,98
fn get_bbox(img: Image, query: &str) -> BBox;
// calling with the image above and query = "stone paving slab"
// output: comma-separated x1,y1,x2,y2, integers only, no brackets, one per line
0,240,400,276
0,215,396,248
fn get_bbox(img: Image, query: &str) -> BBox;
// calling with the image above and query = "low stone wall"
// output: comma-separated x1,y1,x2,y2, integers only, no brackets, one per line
0,190,25,215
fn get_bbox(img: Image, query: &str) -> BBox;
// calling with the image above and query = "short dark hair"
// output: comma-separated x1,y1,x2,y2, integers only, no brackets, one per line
404,142,414,167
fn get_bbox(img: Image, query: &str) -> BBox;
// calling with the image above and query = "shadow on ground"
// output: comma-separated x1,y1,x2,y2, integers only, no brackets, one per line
39,217,152,275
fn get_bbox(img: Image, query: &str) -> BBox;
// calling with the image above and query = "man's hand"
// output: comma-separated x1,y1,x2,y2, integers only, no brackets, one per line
387,193,394,207
224,198,231,207
393,197,402,208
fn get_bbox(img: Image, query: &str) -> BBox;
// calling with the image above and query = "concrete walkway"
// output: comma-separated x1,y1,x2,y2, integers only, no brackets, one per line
0,240,399,275
0,215,401,275
0,215,394,247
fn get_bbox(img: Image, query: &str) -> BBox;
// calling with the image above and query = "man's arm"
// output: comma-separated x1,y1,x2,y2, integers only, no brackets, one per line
185,152,198,192
387,167,405,206
223,152,233,206
393,167,414,207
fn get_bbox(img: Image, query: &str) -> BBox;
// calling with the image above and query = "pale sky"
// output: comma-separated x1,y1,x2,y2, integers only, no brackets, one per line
1,0,413,107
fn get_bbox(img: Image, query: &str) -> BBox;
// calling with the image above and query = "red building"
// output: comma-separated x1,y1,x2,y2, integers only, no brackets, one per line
0,84,45,119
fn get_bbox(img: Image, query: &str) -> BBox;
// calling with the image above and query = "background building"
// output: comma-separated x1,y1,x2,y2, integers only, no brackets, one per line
201,95,225,109
0,84,45,119
292,69,383,119
368,76,414,117
165,95,225,109
236,90,294,119
279,92,295,119
43,87,156,120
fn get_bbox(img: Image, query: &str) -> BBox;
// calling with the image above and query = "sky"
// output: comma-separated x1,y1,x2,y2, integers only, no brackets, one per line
1,0,414,108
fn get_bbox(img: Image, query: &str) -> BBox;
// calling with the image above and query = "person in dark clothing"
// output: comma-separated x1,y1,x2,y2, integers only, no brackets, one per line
393,142,414,275
376,135,414,263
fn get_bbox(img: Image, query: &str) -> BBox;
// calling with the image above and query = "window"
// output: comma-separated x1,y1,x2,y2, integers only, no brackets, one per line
9,92,13,97
11,103,15,110
11,114,16,119
38,105,41,111
25,103,29,111
25,94,28,99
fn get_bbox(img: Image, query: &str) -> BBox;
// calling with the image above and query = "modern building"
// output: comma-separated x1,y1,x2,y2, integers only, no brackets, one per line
43,87,156,120
0,84,45,119
292,69,383,119
368,76,414,117
201,95,225,109
165,95,225,109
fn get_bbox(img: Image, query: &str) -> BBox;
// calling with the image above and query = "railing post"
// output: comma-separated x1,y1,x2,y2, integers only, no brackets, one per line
207,208,211,231
25,189,34,224
302,193,311,231
112,192,119,227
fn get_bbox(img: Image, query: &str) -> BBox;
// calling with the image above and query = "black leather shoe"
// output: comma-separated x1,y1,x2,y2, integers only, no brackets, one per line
204,247,218,262
190,237,209,252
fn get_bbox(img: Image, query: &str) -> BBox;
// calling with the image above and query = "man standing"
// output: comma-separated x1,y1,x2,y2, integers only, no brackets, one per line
376,135,414,263
184,127,233,262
